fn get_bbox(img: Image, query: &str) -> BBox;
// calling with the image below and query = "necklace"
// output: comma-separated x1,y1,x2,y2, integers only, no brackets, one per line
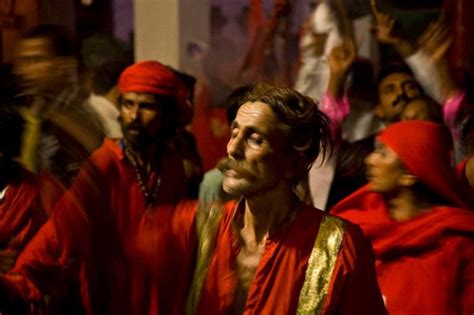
124,142,162,206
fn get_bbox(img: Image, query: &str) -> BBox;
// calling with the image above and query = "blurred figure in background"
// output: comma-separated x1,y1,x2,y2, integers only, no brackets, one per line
331,121,474,315
13,24,104,187
0,108,49,274
294,1,343,104
0,61,194,315
80,34,132,139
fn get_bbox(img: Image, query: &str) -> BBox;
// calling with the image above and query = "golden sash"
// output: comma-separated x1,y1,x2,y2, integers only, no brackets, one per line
186,202,225,315
296,215,346,315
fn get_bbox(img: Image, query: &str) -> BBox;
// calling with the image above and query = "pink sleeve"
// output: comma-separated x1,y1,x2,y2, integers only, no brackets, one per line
321,93,350,136
443,90,465,132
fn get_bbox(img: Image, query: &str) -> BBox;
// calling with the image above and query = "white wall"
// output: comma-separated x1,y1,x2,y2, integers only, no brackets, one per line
134,0,209,70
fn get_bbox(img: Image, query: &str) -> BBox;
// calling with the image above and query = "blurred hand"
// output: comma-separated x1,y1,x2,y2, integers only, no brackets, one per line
370,0,404,46
328,40,356,77
0,250,17,273
417,15,452,64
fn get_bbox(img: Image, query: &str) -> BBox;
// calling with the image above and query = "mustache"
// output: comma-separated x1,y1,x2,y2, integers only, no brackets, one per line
392,93,409,108
125,123,146,132
216,158,256,180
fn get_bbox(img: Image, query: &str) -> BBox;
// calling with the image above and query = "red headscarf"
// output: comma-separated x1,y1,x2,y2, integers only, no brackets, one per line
378,120,469,208
118,60,191,123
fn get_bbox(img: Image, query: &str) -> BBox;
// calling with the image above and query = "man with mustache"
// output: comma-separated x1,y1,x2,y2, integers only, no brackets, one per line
186,83,386,314
0,61,195,315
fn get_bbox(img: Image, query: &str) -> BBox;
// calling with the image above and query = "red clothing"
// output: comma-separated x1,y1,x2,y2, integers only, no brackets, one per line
0,167,48,270
456,156,474,206
0,139,195,315
191,82,229,171
196,201,386,315
331,185,474,315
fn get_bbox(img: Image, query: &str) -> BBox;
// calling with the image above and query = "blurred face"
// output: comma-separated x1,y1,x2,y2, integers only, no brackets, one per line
120,92,169,150
364,141,407,193
13,37,65,95
400,99,432,121
218,102,289,197
377,72,422,123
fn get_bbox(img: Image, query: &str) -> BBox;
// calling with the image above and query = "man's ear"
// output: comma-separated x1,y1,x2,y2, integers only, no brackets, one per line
374,104,384,119
399,174,417,187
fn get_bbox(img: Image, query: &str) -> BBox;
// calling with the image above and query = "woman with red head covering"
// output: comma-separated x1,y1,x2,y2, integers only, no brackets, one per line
331,120,474,315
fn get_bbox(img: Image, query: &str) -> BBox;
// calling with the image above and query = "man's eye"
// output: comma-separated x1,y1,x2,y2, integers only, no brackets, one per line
123,101,133,108
248,135,263,146
231,129,239,139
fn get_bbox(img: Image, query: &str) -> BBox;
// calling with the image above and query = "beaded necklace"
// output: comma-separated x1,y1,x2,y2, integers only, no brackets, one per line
124,141,162,206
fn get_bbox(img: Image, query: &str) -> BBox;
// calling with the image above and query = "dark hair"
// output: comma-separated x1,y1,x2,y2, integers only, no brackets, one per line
0,107,25,157
225,84,254,123
376,62,414,86
23,24,75,57
92,60,129,95
238,83,333,171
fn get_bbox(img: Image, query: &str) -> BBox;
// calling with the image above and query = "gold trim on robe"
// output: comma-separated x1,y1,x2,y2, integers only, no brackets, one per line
186,202,225,315
296,215,346,315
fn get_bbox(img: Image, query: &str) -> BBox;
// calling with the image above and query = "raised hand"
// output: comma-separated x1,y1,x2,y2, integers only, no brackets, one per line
327,39,356,99
417,15,452,64
328,40,356,77
370,0,414,57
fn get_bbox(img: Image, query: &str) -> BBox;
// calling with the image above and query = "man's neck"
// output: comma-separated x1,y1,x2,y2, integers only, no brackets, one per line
241,183,298,244
386,188,433,222
129,142,163,172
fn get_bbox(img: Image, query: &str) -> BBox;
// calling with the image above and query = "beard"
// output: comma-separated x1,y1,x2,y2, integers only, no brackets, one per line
121,122,166,153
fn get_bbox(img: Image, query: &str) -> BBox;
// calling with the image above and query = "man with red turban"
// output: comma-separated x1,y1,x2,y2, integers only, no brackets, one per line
331,120,474,315
0,61,196,315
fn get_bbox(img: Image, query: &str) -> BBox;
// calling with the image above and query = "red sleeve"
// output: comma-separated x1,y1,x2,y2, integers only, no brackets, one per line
460,238,474,315
3,197,47,255
328,222,387,315
0,156,103,311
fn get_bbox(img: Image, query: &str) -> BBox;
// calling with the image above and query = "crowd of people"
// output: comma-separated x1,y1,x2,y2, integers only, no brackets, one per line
0,1,472,314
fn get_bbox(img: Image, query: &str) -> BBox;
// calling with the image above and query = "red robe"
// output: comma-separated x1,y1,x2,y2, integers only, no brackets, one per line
456,156,474,206
196,201,386,315
331,185,474,315
0,139,196,315
0,167,48,271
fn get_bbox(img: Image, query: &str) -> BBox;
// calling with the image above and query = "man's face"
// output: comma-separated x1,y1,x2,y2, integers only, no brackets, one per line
377,72,422,123
219,101,289,197
364,141,407,193
120,92,167,150
13,37,64,95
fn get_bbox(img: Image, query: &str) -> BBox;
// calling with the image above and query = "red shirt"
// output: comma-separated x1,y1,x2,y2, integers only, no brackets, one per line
1,139,195,315
196,201,386,315
331,185,474,315
0,167,48,270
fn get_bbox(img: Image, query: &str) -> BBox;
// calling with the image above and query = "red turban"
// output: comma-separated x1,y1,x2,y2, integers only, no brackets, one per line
378,120,468,207
118,60,191,123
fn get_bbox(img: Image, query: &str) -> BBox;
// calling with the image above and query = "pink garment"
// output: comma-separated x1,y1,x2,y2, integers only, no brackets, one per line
320,92,350,136
443,90,465,138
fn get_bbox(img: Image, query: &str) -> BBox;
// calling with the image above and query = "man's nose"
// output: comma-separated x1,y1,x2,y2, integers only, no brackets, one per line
227,135,244,159
129,106,141,121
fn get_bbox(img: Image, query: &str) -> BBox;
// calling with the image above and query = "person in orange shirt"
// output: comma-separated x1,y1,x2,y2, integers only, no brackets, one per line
187,83,386,315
